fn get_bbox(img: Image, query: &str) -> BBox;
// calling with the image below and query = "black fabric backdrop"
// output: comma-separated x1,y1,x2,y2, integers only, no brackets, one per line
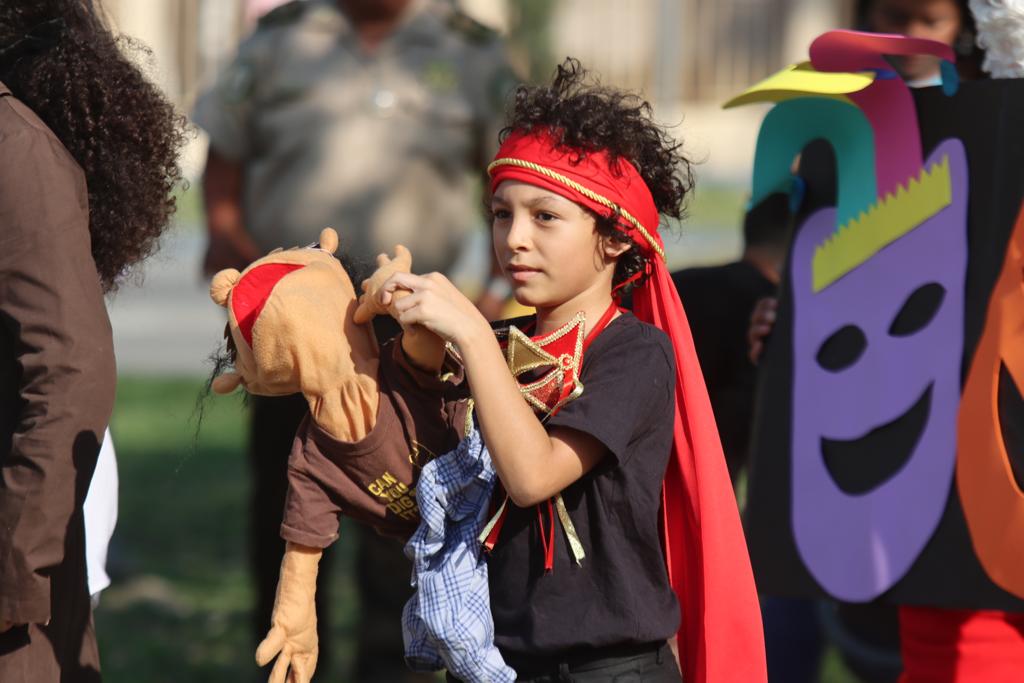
744,78,1024,610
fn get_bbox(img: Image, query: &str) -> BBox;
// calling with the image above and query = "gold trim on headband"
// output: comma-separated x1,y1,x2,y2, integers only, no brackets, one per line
488,157,666,261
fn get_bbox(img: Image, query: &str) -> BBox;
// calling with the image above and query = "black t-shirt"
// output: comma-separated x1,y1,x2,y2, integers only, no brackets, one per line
487,312,680,658
671,260,776,482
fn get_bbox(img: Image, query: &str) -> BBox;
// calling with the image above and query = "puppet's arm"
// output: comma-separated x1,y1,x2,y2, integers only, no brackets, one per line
354,246,446,373
255,542,321,683
398,321,447,374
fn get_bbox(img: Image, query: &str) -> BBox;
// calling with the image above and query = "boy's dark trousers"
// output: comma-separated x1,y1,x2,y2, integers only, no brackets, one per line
446,641,682,682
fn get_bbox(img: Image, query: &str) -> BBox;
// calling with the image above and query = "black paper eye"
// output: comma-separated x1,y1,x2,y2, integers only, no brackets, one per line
816,324,867,372
889,283,945,337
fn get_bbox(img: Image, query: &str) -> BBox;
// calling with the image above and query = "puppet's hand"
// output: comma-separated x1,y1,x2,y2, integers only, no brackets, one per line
356,246,447,371
353,245,413,324
256,543,321,683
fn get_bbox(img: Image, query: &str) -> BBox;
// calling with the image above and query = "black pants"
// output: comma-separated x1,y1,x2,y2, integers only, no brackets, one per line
447,642,682,683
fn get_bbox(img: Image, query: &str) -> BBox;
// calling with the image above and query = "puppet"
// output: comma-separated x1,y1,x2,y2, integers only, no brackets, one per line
208,227,512,682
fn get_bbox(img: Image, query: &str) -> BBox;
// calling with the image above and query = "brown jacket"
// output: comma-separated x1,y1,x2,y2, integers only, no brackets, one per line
0,81,116,626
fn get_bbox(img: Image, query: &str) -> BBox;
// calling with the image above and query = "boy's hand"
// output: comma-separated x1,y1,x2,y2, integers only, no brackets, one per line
378,271,491,349
256,543,322,683
353,245,413,324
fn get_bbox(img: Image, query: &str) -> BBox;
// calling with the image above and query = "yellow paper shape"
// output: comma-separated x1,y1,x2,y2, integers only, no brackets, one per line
811,154,953,292
723,62,874,109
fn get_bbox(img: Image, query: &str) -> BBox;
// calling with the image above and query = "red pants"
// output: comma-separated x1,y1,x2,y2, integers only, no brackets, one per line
899,606,1024,682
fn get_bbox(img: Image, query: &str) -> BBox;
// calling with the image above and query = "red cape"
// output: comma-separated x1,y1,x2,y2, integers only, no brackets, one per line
635,260,767,683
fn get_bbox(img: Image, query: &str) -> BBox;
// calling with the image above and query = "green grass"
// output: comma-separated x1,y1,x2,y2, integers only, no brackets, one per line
97,377,360,683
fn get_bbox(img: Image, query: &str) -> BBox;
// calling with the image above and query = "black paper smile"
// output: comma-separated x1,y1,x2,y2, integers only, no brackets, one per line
821,383,933,495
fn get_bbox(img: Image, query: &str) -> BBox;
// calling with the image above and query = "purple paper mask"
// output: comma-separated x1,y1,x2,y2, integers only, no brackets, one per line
789,139,969,601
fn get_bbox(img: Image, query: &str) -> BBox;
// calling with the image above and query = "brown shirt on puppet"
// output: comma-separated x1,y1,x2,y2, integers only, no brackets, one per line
283,339,470,546
208,227,460,683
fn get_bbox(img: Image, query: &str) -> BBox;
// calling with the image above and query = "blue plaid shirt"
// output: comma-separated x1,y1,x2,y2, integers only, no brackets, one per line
402,425,516,682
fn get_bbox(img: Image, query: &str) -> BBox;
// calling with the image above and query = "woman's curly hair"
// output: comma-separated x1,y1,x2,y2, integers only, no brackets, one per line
500,58,695,291
0,1,188,292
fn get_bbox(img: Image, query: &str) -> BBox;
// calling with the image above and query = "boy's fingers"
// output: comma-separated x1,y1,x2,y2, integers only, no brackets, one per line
748,297,781,365
755,297,778,322
394,297,429,326
391,290,421,314
378,272,424,305
256,626,286,666
383,270,431,291
395,308,420,328
375,252,391,267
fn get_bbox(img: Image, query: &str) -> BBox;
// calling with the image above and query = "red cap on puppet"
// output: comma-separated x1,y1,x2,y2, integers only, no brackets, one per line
489,128,767,683
231,263,305,347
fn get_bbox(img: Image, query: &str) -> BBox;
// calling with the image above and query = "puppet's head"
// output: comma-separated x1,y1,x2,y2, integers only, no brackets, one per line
208,228,379,399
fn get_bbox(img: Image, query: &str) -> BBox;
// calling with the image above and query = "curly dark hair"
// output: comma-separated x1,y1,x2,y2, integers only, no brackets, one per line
0,1,188,292
500,58,694,291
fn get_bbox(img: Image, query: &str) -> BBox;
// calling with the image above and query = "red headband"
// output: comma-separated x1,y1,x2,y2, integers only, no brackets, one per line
489,128,766,682
488,128,665,260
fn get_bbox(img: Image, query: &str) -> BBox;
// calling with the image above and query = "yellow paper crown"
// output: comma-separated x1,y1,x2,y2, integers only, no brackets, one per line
811,155,952,292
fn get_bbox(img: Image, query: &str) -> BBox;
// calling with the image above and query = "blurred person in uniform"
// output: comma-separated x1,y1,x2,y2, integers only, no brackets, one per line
0,1,186,680
191,1,517,680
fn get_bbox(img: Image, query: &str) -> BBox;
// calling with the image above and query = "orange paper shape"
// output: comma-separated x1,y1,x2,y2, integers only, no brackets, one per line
957,201,1024,597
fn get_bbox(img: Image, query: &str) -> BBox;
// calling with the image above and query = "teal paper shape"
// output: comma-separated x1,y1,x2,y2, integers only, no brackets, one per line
751,98,877,228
